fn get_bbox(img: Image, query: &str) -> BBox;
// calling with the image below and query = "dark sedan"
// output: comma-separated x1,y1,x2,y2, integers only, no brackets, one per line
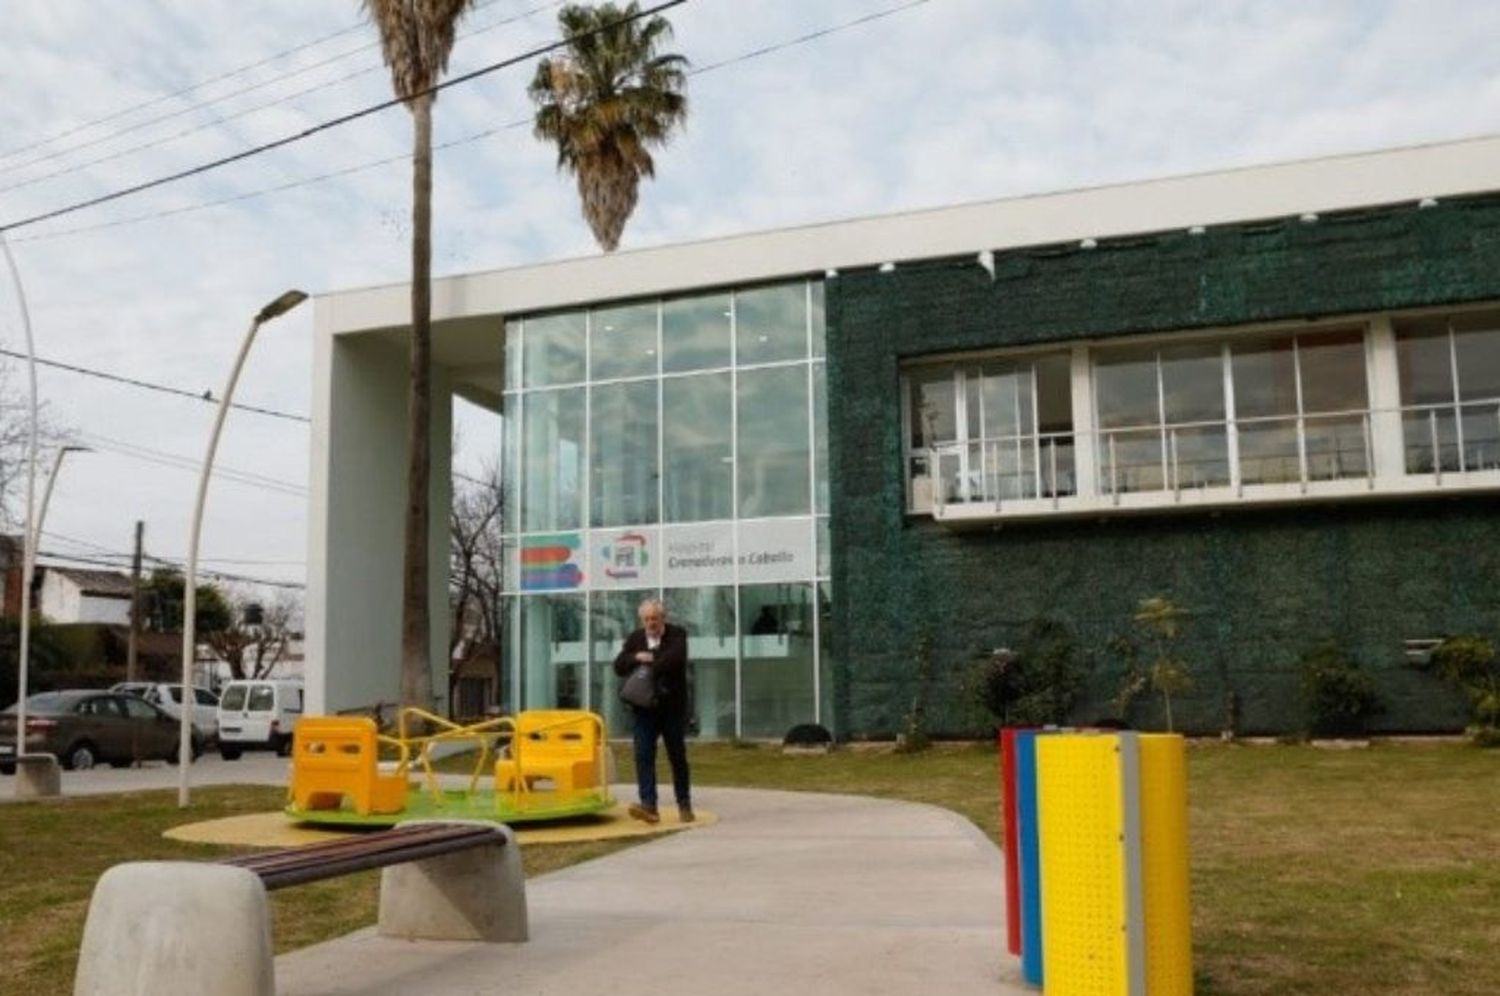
0,690,201,773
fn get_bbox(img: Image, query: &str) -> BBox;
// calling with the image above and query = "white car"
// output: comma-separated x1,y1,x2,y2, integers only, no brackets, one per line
111,682,219,742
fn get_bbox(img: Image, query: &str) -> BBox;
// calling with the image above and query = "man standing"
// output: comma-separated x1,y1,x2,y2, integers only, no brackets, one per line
613,597,693,823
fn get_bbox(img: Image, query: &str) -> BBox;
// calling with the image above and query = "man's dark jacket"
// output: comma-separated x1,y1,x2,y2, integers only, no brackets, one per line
612,623,690,715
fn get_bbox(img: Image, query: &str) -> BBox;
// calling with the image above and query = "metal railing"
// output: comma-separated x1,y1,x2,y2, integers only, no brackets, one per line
1400,401,1500,481
917,401,1500,514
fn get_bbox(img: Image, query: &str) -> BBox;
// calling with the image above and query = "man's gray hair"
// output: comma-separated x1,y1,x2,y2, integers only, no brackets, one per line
637,596,666,616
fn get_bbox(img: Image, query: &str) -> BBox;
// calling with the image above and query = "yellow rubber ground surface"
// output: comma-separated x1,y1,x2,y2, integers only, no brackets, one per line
164,803,716,849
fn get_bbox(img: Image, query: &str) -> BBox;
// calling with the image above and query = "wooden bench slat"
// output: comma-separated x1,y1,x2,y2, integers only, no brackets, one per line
220,822,506,891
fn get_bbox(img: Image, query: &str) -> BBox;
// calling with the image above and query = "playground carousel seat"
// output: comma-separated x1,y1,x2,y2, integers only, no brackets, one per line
290,716,409,816
495,710,603,794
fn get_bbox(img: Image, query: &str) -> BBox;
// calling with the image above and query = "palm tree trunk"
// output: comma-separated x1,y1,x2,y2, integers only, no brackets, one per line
400,89,436,712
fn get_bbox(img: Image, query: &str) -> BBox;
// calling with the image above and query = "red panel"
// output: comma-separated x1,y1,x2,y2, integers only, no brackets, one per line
1001,727,1022,956
519,546,573,565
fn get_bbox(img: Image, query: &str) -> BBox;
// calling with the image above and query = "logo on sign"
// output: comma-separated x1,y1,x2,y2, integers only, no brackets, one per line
601,532,650,580
520,534,584,590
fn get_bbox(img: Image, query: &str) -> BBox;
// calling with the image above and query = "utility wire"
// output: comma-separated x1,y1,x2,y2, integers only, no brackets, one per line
37,547,306,589
0,0,559,195
78,431,308,496
44,530,305,567
0,0,688,234
11,0,933,245
0,346,309,423
0,0,508,168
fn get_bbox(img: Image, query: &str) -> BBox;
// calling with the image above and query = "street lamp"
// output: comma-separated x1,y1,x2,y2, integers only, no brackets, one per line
2,232,40,764
178,289,307,807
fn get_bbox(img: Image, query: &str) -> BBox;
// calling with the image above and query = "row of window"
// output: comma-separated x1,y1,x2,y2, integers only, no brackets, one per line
505,281,826,390
905,309,1500,510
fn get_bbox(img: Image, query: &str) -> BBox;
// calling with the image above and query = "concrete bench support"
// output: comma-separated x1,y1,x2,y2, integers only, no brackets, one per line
74,862,273,996
378,819,528,943
13,753,61,799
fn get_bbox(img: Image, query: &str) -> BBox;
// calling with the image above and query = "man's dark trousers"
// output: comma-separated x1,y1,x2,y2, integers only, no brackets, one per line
632,705,691,810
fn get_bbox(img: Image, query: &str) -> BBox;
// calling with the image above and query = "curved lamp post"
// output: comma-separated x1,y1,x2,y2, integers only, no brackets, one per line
179,289,307,807
2,233,40,763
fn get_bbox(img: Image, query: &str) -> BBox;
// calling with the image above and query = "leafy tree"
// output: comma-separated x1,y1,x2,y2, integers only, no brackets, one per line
1116,597,1193,732
529,2,688,251
361,0,478,711
143,568,231,635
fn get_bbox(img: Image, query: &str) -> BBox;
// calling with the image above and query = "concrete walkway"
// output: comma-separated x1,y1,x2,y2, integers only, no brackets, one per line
278,785,1028,996
2,753,289,800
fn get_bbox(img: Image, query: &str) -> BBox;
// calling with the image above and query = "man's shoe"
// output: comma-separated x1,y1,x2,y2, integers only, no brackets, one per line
628,803,660,824
678,804,695,823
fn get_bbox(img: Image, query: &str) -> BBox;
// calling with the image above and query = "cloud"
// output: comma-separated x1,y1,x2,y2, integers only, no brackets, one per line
0,0,1496,592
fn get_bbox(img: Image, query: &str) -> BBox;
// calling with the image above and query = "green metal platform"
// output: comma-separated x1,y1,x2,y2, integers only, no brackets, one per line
286,786,616,828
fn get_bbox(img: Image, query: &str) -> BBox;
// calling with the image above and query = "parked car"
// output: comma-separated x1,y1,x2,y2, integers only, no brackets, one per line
216,678,303,759
0,690,202,773
111,682,220,742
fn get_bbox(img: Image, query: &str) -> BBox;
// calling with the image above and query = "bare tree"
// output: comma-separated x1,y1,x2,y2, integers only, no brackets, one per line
449,461,506,710
205,589,301,682
0,358,68,531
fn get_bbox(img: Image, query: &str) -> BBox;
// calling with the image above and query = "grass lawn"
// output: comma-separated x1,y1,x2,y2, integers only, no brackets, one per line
2,740,1496,995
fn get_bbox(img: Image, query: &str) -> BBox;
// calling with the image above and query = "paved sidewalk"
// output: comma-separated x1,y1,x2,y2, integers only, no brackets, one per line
278,785,1028,996
1,753,289,800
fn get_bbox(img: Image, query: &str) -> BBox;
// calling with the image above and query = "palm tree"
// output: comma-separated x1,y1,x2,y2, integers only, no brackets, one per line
362,0,476,711
529,2,688,252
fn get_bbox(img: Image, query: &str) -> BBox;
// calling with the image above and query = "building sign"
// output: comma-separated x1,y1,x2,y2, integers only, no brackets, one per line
660,522,736,587
519,533,584,591
737,517,815,584
591,527,660,589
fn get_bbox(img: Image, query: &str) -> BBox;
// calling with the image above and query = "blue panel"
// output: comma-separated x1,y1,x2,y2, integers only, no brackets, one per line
1016,729,1044,988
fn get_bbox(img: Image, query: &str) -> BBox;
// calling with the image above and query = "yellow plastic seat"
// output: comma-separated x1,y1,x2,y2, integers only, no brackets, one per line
495,710,603,794
290,716,409,816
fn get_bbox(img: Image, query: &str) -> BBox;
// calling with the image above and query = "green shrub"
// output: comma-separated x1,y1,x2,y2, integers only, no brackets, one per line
967,617,1088,727
896,630,934,752
1111,598,1193,732
1430,636,1500,744
1298,641,1383,737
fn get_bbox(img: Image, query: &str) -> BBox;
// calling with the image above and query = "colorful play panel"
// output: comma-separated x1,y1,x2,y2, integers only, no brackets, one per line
1001,728,1193,996
285,708,615,828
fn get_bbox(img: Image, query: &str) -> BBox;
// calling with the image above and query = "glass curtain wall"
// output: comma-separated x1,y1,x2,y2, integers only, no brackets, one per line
500,280,830,738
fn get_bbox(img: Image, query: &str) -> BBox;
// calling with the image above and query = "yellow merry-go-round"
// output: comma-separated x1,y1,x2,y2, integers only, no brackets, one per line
284,707,615,827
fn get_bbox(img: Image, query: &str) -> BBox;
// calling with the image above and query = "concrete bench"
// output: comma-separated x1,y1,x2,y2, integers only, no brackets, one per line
73,819,527,996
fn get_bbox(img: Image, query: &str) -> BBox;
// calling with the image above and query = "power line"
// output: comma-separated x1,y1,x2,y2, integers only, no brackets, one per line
0,0,510,168
0,0,560,196
37,547,306,590
0,0,688,234
43,530,305,568
11,0,934,245
78,431,308,497
0,346,309,423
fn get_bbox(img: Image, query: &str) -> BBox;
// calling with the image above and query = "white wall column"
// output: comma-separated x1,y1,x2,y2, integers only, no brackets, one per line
1069,344,1098,497
1367,316,1406,481
307,319,453,715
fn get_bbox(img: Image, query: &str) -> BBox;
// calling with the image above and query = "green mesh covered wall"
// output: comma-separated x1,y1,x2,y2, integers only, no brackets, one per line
826,196,1500,737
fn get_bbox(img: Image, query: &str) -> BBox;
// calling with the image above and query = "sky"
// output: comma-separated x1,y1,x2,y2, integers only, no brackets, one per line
0,0,1498,598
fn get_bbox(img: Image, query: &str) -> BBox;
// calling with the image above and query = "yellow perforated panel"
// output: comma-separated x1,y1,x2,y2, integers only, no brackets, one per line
1139,735,1194,996
1037,734,1130,996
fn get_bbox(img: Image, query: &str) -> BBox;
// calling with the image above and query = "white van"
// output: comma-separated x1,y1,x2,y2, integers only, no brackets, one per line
216,679,303,759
